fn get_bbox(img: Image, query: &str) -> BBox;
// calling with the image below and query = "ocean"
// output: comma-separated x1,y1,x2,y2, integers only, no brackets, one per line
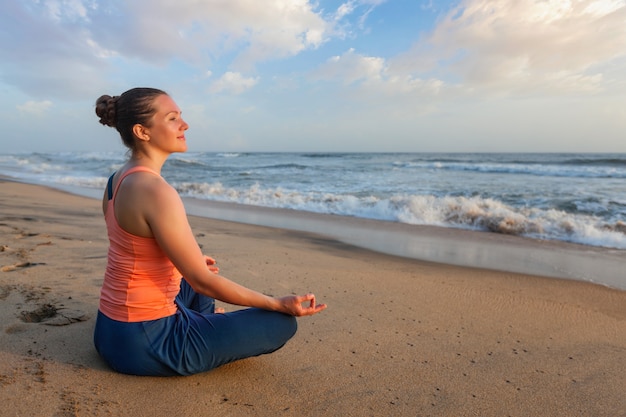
1,151,625,250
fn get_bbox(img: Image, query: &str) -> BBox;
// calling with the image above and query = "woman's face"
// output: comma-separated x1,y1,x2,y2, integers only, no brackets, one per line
144,94,189,154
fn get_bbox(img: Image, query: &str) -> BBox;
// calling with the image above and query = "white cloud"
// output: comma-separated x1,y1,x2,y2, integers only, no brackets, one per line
314,48,385,84
0,0,110,98
0,0,332,98
85,37,117,59
113,0,330,68
209,72,259,95
40,0,95,23
331,0,388,36
584,0,624,15
391,0,626,95
335,1,357,21
16,100,53,115
312,48,443,95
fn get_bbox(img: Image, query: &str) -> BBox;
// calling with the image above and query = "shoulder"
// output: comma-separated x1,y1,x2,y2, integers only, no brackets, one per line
114,170,186,236
118,171,182,211
119,170,173,194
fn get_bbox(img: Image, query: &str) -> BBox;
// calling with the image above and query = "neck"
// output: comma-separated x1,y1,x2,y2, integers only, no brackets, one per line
128,151,168,174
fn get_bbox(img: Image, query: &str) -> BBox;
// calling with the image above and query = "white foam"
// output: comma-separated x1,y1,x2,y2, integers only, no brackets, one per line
173,181,626,249
2,151,625,250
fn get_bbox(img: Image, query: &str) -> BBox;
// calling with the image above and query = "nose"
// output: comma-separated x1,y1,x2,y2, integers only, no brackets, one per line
182,118,189,131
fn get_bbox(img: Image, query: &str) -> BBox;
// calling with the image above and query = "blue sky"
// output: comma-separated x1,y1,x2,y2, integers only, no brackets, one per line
1,0,625,153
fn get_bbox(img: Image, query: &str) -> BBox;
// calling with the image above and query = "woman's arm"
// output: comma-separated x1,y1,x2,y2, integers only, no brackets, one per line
141,177,326,316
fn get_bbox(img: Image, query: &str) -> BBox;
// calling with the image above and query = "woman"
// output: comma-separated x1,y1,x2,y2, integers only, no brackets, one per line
93,87,326,376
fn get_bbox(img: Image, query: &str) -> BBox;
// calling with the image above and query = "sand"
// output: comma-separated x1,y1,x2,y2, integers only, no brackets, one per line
0,179,624,417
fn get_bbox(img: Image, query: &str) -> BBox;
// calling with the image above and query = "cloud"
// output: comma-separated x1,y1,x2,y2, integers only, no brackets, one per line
92,0,330,68
314,48,385,84
209,72,259,94
0,0,332,99
0,0,109,99
391,0,626,95
40,0,94,22
312,48,443,95
16,100,53,115
330,0,389,36
335,1,357,21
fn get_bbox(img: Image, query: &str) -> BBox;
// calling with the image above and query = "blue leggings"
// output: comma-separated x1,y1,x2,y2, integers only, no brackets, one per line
93,279,297,376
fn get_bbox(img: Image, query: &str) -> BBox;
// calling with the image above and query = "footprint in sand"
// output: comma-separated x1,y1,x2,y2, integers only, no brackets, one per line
1,285,89,327
1,262,45,272
20,303,58,323
43,308,90,326
1,237,51,272
19,303,89,326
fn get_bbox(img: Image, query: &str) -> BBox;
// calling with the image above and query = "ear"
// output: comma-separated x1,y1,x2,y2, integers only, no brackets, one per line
132,124,150,142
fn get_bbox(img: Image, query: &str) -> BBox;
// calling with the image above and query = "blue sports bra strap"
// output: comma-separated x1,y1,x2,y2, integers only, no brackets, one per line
107,173,115,201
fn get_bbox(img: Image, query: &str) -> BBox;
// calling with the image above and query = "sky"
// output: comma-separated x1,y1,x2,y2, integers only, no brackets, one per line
1,0,625,153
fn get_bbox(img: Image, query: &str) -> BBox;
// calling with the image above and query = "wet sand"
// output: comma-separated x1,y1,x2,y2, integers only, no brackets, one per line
0,180,624,416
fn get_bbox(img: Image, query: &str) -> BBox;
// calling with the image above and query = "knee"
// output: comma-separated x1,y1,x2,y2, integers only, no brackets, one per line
269,312,297,345
285,314,298,339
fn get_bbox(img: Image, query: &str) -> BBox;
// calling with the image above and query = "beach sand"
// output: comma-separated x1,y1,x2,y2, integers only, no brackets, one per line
0,180,624,417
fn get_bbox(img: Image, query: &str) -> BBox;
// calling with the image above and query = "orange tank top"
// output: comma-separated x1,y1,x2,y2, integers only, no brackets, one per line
99,166,181,322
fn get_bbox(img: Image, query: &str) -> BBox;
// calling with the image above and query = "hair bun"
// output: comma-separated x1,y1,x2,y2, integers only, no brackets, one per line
95,95,119,127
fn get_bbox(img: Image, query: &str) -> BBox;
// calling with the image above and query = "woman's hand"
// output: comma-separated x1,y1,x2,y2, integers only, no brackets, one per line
277,293,327,317
204,255,219,274
196,256,327,317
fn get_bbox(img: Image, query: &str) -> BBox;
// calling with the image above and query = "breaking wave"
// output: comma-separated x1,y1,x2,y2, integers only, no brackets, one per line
174,181,626,249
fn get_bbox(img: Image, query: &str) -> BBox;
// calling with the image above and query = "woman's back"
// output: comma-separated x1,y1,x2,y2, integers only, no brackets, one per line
99,166,181,322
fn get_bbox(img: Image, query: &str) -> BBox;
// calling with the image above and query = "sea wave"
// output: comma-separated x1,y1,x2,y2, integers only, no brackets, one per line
173,181,626,249
395,160,626,179
216,152,242,158
558,156,626,167
2,151,625,250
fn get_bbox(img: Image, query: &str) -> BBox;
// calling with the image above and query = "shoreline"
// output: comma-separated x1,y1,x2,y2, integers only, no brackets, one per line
5,176,623,290
183,198,626,290
1,178,625,416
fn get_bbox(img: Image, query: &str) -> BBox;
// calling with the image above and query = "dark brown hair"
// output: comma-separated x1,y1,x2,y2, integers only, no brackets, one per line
95,87,167,150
